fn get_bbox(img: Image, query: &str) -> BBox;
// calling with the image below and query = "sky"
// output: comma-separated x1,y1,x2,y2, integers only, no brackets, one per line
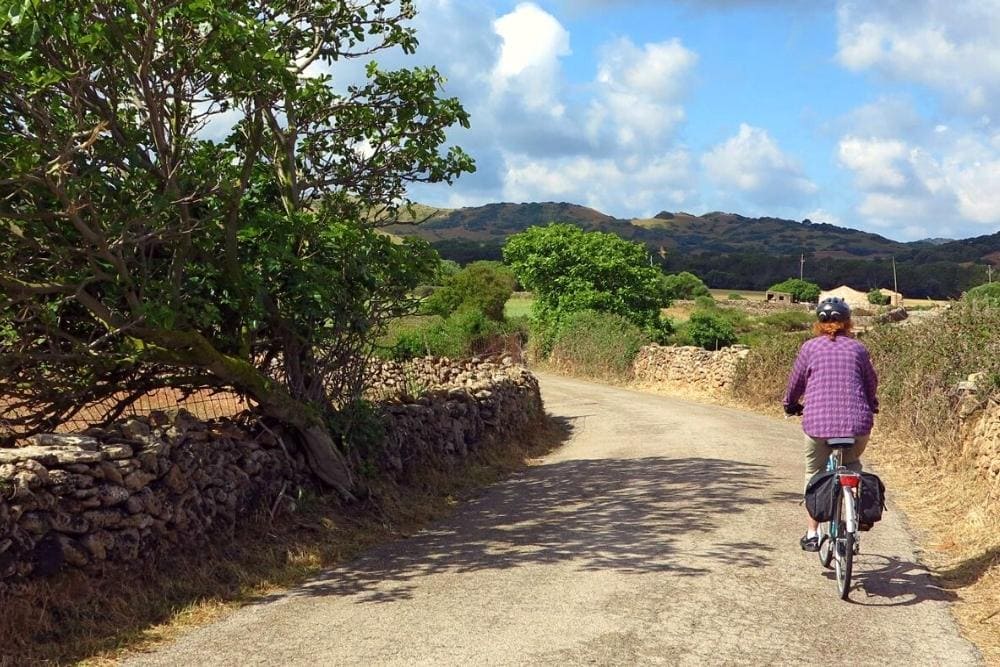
347,0,1000,242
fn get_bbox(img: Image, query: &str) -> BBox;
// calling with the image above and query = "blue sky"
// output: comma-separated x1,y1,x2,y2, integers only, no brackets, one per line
373,1,1000,241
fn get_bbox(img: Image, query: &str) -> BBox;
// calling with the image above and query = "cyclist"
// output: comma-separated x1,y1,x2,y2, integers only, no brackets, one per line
782,296,879,552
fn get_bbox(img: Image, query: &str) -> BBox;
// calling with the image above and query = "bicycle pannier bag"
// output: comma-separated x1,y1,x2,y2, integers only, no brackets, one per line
858,472,886,531
804,470,838,522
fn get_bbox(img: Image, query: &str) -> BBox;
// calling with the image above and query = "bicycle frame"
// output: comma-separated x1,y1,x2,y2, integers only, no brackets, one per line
821,446,861,599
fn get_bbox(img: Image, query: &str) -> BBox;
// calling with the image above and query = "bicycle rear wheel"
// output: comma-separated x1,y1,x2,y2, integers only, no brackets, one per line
835,531,855,600
818,522,833,568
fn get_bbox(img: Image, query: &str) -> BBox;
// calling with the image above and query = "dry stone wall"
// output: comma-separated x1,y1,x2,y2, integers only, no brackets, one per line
631,344,750,398
0,358,542,589
958,373,1000,483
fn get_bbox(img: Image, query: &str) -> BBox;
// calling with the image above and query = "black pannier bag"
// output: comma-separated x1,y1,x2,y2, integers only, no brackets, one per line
858,472,886,531
804,470,838,522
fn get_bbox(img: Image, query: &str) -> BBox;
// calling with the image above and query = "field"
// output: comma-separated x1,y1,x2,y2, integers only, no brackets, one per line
504,294,534,319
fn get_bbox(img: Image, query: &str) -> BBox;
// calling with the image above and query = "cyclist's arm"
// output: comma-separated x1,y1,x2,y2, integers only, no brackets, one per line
860,347,879,413
783,347,809,410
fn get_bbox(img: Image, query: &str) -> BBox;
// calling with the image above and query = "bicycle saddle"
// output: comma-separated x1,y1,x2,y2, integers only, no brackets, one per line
827,437,856,448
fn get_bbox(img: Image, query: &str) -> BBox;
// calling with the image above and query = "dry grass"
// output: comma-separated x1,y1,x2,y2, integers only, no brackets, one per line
867,424,1000,665
0,415,569,666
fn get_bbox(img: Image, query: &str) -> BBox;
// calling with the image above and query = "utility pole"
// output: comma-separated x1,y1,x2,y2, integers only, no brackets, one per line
799,254,804,280
892,256,898,294
989,264,994,283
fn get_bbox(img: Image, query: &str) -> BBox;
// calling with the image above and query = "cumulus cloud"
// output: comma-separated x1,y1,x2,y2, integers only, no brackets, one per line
587,38,696,150
502,151,693,214
491,3,571,115
837,137,908,189
702,124,817,206
836,0,1000,112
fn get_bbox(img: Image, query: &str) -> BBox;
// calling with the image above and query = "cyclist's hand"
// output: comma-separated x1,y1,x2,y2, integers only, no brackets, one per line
783,402,804,416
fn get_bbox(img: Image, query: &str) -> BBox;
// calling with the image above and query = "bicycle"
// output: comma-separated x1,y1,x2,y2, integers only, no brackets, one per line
816,438,862,600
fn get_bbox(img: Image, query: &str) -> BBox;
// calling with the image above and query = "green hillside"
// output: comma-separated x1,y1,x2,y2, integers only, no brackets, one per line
385,201,999,298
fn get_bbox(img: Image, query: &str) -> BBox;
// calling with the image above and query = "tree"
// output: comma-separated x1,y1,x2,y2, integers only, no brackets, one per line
768,278,821,303
503,224,670,347
0,1,474,496
424,261,516,321
687,312,737,350
867,289,890,306
660,271,711,300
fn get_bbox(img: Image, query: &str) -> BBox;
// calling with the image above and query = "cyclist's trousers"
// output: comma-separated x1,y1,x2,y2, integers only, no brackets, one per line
803,434,869,489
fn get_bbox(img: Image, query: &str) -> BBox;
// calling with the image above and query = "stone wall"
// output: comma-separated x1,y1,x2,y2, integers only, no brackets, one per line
958,373,1000,483
0,358,542,588
631,344,750,398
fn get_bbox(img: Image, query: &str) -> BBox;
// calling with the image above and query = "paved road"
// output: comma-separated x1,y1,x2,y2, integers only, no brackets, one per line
129,373,981,666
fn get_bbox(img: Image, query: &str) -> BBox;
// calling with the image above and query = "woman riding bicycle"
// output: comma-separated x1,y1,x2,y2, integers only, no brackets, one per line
782,296,879,552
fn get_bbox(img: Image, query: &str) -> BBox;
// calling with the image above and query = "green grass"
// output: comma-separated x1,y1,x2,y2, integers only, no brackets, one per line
504,295,535,319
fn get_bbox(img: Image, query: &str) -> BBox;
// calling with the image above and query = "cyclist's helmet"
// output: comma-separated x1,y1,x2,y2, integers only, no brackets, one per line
816,296,851,322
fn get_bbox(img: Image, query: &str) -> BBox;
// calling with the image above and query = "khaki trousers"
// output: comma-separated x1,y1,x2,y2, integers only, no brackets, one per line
804,434,868,488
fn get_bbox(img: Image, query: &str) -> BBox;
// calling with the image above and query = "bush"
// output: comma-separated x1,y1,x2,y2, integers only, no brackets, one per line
688,311,738,349
867,289,890,305
768,278,821,303
693,295,716,310
503,224,668,340
383,309,524,361
731,332,808,408
660,271,711,301
727,293,746,300
424,261,516,321
548,310,650,380
964,282,1000,307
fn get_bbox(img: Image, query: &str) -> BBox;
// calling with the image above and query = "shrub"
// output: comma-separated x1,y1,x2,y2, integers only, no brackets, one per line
964,282,1000,307
660,271,711,300
424,261,516,321
768,278,821,303
382,309,524,361
731,332,808,408
867,289,891,305
693,295,716,310
727,293,746,300
548,310,650,380
503,224,668,342
688,311,738,350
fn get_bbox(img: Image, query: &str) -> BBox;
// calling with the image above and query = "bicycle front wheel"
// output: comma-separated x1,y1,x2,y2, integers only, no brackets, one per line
835,531,855,600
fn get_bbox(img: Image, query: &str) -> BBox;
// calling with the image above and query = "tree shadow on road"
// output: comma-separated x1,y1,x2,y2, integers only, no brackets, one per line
278,456,778,604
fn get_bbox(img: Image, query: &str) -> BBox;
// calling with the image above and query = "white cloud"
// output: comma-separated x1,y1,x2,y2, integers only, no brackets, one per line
491,3,571,115
588,38,696,150
503,151,693,215
702,124,817,204
836,0,1000,112
804,209,843,226
837,137,908,189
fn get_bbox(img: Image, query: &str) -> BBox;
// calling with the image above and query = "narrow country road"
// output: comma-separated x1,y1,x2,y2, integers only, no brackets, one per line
128,373,981,666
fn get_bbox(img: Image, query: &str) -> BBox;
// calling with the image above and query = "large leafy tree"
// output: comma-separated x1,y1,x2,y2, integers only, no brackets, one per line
503,224,670,348
0,0,474,496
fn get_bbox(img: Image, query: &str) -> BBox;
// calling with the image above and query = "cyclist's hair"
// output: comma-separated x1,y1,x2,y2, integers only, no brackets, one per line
813,319,852,339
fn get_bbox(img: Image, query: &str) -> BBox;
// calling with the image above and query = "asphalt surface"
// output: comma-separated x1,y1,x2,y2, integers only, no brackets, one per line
127,372,982,666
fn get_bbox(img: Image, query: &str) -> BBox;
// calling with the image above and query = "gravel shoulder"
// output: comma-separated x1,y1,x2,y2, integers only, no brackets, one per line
127,372,982,666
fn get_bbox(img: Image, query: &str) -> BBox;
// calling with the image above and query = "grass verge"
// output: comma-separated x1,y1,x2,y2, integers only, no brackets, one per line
0,415,570,666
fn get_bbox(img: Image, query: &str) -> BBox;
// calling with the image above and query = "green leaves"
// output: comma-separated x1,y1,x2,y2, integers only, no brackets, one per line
0,0,472,440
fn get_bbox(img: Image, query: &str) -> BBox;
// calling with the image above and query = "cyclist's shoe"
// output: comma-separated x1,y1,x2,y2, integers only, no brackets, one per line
800,534,819,552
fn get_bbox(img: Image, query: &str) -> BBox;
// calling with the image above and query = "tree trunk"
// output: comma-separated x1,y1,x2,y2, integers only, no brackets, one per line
138,328,356,499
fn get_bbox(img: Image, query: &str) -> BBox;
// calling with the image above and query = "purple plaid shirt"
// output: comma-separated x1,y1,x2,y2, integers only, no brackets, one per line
783,335,879,438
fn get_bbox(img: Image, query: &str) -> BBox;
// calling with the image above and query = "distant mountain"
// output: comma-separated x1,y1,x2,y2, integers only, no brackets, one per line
916,237,955,246
385,201,999,297
389,201,917,258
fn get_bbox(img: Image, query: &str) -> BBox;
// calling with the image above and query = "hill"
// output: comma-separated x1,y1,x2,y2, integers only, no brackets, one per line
384,201,999,297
